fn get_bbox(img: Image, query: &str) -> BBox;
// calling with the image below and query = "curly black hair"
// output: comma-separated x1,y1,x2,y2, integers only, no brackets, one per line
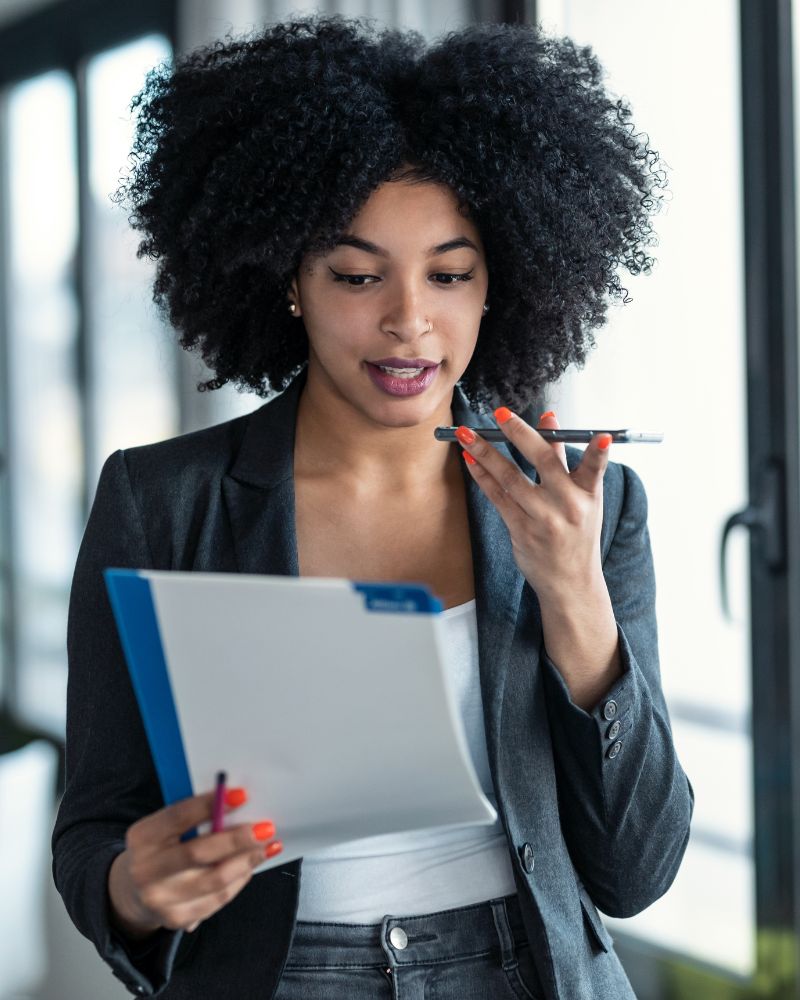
113,13,667,414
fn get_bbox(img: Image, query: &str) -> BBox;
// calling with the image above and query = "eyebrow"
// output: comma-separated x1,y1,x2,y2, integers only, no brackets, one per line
333,235,479,257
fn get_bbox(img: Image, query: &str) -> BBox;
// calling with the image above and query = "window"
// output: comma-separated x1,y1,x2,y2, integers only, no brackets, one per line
0,18,175,736
5,70,82,734
538,0,755,982
84,35,177,489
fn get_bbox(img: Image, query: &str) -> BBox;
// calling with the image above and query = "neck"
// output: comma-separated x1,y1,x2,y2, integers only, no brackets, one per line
293,367,461,497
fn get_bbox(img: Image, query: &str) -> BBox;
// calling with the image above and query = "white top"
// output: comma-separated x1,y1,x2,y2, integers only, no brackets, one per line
295,598,518,922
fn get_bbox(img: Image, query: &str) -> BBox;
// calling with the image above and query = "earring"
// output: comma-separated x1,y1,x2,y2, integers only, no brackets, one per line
288,302,297,314
483,303,490,314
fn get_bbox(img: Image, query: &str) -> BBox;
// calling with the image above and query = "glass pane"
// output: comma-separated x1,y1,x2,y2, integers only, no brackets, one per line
84,34,178,491
0,234,7,713
536,0,754,977
5,71,82,735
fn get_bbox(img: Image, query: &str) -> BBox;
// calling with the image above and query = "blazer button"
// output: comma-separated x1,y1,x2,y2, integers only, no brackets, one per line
603,699,618,721
519,842,535,874
607,740,623,759
607,720,620,740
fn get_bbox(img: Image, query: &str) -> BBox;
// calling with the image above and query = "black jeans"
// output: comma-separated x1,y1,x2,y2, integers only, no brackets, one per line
273,893,544,999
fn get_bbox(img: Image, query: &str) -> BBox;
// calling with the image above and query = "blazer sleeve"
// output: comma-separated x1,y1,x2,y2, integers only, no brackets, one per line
539,461,694,918
51,450,188,996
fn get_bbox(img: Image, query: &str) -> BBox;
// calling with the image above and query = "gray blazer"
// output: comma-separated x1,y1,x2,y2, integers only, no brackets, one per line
52,365,693,999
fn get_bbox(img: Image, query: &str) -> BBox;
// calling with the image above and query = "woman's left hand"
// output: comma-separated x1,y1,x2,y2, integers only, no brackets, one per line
455,406,613,605
457,406,621,709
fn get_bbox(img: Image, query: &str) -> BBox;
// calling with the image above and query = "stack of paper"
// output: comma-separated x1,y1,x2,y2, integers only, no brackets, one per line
105,570,496,872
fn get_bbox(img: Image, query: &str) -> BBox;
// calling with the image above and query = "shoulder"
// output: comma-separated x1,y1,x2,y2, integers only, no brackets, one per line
91,408,266,569
111,407,258,500
89,407,259,551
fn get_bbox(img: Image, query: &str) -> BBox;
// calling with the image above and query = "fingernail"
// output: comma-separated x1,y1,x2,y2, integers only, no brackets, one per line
455,425,476,445
252,821,276,841
224,787,248,808
265,840,283,858
494,407,513,424
539,410,556,421
462,450,477,466
596,434,612,451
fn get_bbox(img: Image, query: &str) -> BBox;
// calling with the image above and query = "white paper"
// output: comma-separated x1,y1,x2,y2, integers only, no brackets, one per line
146,572,496,873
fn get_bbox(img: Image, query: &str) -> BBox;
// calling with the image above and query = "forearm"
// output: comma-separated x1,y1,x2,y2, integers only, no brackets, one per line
541,623,694,916
539,575,622,712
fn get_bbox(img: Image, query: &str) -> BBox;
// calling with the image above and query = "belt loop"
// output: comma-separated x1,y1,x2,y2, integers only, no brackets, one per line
489,898,518,972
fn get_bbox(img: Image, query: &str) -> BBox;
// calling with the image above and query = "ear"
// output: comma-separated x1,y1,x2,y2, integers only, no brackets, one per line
288,274,302,316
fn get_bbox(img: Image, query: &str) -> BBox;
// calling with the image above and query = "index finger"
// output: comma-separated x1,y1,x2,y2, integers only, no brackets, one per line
128,787,246,851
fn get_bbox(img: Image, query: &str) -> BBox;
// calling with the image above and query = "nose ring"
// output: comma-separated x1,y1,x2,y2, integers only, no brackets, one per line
425,320,432,333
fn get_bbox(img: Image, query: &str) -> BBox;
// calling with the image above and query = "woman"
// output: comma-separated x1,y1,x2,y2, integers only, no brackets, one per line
52,14,693,999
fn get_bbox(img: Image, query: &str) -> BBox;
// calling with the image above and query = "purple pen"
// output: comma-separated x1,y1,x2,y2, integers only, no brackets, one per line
211,770,227,833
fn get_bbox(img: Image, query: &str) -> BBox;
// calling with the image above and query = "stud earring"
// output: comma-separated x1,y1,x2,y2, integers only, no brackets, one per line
483,303,490,314
288,302,297,314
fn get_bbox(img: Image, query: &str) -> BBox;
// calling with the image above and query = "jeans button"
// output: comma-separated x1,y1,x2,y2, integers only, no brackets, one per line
389,926,408,949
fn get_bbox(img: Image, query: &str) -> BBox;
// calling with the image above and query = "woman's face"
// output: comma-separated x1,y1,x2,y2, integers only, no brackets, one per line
289,176,489,427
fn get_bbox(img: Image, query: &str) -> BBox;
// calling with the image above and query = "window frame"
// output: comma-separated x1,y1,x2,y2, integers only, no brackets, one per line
609,1,800,996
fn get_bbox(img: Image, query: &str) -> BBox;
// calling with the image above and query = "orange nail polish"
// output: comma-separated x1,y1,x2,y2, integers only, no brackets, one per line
455,425,476,445
462,450,477,466
252,821,276,841
539,410,556,421
224,787,248,808
597,434,612,451
494,407,513,424
265,840,283,858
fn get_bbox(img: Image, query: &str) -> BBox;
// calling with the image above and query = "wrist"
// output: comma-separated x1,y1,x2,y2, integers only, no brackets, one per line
538,581,622,712
536,570,613,623
108,851,163,943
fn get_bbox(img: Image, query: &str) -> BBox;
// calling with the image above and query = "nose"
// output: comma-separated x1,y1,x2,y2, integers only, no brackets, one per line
379,280,433,341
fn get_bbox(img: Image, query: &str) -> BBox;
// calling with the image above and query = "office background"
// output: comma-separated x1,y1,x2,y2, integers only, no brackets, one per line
1,0,798,997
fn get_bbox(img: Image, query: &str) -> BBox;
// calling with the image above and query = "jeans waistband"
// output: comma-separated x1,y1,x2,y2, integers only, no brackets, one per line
286,893,528,969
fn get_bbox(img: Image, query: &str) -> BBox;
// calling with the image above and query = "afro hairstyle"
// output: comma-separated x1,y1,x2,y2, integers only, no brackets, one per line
113,13,667,413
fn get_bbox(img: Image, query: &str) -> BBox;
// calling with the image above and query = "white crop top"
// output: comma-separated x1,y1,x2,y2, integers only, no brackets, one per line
295,598,518,922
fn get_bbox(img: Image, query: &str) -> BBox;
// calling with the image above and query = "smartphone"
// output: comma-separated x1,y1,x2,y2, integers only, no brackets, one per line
434,427,664,444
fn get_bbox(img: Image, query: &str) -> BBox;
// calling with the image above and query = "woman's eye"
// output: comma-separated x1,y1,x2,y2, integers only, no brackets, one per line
433,272,474,285
331,273,378,286
329,269,474,287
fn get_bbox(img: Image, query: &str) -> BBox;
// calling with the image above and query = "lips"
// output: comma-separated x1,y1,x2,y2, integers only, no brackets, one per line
368,357,440,368
365,361,441,396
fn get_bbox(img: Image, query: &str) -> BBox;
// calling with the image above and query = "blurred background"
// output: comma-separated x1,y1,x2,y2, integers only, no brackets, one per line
0,0,798,997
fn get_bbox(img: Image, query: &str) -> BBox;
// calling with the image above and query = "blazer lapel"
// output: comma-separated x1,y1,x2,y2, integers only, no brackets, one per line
221,368,531,757
221,371,303,578
450,387,530,757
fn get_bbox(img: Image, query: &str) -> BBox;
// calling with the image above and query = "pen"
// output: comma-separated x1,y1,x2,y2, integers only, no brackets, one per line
212,770,227,833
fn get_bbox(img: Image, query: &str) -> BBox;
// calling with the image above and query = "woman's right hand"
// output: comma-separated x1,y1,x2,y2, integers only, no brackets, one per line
107,787,282,941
